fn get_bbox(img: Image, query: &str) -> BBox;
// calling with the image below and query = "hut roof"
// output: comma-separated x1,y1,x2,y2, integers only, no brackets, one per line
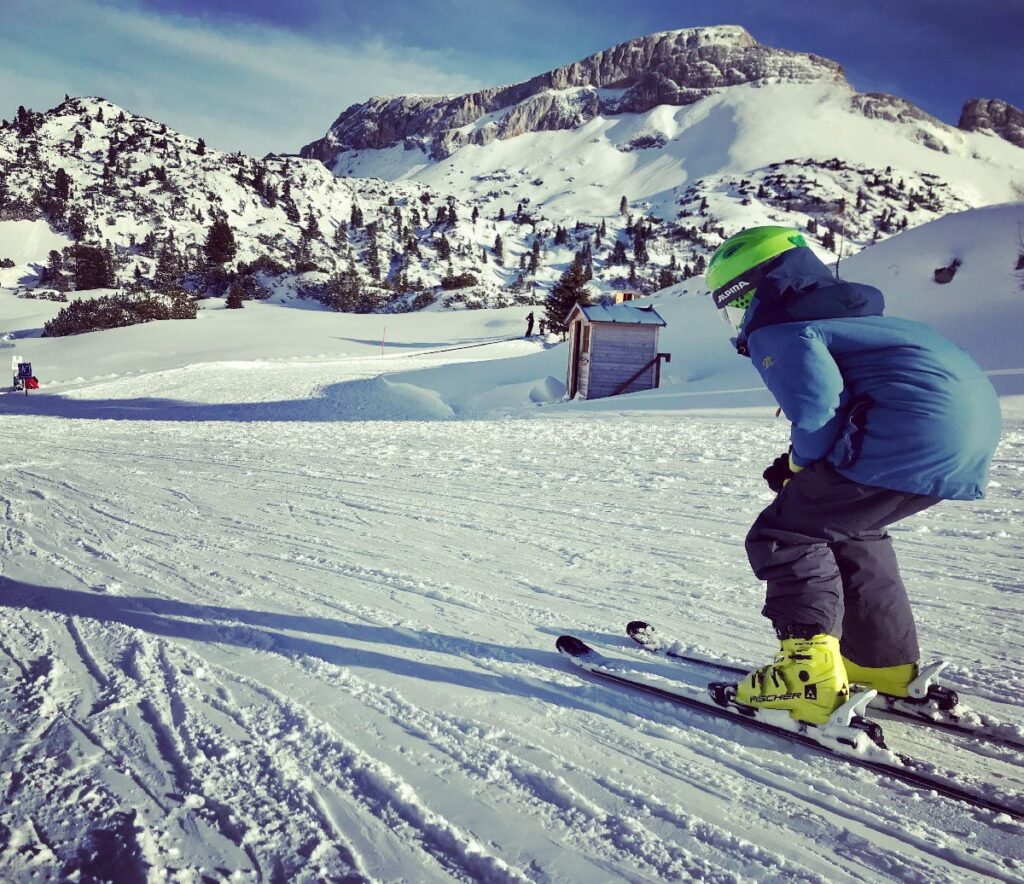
567,302,666,326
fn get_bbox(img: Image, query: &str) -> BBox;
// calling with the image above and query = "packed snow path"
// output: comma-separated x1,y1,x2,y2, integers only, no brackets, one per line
0,355,1021,882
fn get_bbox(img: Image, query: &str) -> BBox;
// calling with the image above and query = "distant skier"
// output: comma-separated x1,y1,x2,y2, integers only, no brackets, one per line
525,312,535,337
706,226,1001,725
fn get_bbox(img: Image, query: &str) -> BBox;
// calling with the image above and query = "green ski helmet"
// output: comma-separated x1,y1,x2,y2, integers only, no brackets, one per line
707,226,808,334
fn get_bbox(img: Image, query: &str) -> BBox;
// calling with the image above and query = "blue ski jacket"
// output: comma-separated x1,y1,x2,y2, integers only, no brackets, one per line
738,248,1001,500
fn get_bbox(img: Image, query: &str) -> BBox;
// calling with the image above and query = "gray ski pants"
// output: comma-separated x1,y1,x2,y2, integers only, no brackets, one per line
746,461,940,667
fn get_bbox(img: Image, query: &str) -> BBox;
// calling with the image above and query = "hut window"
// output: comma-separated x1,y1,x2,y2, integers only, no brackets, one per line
582,325,591,353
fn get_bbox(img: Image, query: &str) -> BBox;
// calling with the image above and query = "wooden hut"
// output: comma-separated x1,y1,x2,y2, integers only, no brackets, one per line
564,301,669,400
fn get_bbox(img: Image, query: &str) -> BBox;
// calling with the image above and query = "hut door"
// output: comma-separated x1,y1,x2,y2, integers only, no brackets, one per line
568,319,583,398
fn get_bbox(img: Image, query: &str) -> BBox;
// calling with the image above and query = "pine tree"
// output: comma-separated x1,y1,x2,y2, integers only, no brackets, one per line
15,106,32,137
154,244,182,291
323,267,364,311
471,206,479,223
365,222,381,281
634,229,648,265
350,202,364,228
195,138,206,155
226,283,245,309
66,208,89,241
498,207,506,222
619,195,628,215
528,238,541,275
282,194,301,224
54,168,71,202
41,249,67,289
436,235,451,261
304,211,321,240
544,256,592,331
494,233,504,265
204,219,237,266
73,243,115,290
610,239,628,265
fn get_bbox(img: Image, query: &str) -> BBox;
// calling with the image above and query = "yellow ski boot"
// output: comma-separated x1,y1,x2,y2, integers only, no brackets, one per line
843,658,917,698
734,634,849,724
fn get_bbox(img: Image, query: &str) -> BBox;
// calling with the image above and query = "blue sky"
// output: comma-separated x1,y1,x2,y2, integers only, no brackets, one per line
2,0,1022,156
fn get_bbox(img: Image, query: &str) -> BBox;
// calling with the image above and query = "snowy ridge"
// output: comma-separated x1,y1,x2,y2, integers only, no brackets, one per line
300,26,847,160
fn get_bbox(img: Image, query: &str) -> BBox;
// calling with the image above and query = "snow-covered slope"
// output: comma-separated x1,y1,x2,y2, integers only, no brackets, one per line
0,204,1021,880
324,80,1023,238
2,202,1021,414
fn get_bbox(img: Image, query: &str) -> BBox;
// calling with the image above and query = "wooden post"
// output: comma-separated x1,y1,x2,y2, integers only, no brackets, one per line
654,352,671,388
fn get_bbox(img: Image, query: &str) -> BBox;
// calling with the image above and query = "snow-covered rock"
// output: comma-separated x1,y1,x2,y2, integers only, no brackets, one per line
958,97,1024,148
300,26,845,161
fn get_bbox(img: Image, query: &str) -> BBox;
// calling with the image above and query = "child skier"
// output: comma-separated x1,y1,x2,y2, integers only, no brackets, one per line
705,226,1001,725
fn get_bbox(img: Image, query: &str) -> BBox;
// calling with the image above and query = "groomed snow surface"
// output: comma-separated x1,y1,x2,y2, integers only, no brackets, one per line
0,206,1022,881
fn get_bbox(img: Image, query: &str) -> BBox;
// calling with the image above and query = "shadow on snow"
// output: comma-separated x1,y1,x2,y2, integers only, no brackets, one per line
0,376,459,422
0,579,578,709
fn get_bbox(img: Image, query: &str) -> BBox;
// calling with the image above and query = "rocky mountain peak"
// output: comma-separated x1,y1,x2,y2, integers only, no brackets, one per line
300,26,847,163
958,98,1024,149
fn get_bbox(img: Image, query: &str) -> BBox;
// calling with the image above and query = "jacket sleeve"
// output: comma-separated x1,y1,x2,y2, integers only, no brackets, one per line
748,325,848,466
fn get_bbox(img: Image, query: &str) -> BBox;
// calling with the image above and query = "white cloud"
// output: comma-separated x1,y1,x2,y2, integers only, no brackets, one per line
0,0,485,154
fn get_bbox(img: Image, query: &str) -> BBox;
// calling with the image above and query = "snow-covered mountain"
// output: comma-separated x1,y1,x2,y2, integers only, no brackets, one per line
300,26,846,161
0,97,506,310
303,26,1024,163
1,26,1023,318
302,26,1024,275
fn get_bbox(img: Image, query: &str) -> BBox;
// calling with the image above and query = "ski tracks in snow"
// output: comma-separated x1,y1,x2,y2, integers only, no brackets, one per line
0,396,1021,881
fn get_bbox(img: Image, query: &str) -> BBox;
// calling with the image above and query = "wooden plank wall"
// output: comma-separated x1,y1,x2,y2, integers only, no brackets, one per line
585,324,659,399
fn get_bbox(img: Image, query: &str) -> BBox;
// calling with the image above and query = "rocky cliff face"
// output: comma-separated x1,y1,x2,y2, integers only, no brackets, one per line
301,26,847,163
958,98,1024,149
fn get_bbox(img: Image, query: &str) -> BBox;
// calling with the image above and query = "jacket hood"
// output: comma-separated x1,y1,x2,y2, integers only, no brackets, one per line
740,248,885,342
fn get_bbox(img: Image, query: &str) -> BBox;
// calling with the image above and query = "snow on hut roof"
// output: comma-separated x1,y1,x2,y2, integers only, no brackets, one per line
569,302,667,326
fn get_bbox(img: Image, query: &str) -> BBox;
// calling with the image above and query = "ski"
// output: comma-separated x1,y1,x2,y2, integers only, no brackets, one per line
556,634,1024,821
625,620,1024,750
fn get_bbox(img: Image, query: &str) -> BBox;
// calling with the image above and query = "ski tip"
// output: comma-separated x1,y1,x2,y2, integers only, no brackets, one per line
555,635,593,657
626,620,657,645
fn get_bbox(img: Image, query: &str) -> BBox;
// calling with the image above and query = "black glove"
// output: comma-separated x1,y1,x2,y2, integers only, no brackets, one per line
763,452,794,493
